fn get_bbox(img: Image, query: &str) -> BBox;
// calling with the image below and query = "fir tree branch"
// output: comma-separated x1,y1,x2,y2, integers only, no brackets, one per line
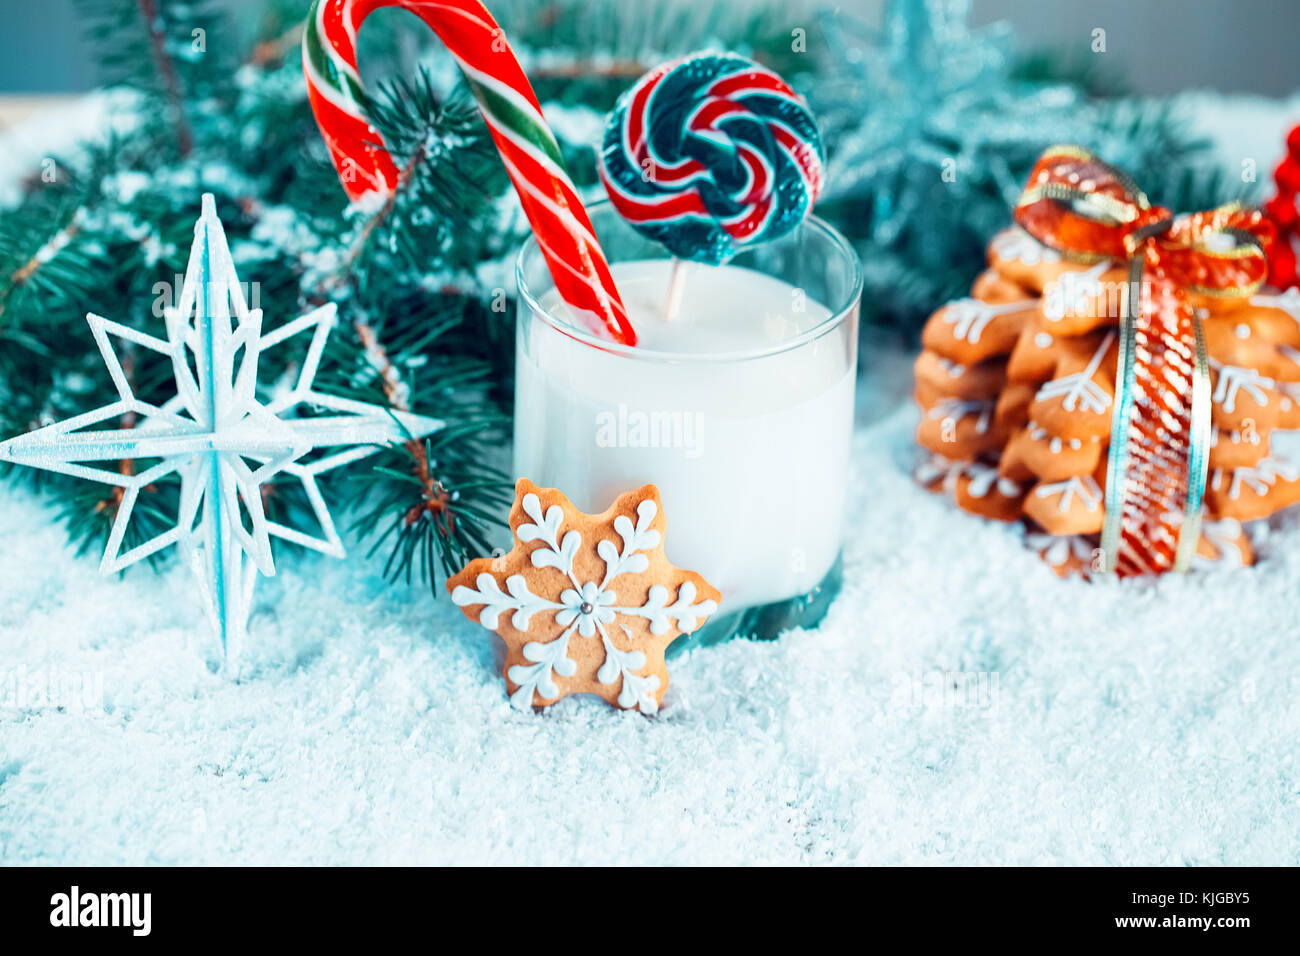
354,316,449,521
0,212,85,325
248,22,305,68
74,0,233,158
530,59,649,80
136,0,194,157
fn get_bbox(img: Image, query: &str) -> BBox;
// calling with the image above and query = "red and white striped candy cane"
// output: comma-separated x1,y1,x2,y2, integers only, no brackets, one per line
302,0,637,345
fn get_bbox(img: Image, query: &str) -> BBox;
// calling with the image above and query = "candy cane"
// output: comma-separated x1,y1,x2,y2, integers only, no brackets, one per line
302,0,637,345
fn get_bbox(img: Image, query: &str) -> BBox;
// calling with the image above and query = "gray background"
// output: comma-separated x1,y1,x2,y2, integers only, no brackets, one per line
2,0,1297,97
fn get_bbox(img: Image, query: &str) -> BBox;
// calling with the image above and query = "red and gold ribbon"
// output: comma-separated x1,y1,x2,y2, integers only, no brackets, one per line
1015,146,1275,576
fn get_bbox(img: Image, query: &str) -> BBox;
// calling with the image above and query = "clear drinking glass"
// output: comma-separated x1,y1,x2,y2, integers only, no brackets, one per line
513,202,861,648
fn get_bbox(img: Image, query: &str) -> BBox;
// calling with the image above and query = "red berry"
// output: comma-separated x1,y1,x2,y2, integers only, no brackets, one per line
1266,194,1298,229
1286,123,1300,157
1275,157,1300,194
1269,240,1297,289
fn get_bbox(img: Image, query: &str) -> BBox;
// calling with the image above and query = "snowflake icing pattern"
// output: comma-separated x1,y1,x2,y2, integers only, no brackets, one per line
449,481,720,713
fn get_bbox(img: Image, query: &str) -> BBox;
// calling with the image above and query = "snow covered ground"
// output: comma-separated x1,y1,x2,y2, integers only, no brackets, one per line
3,329,1299,865
3,94,1300,865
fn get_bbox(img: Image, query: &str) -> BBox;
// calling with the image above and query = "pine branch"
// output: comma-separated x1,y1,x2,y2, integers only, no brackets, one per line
0,211,85,328
319,278,512,592
248,22,306,68
73,0,233,157
138,0,194,156
361,71,512,272
808,3,1218,335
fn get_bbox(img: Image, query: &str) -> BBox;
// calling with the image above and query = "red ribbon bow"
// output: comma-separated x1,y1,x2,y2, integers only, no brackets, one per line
1014,146,1276,576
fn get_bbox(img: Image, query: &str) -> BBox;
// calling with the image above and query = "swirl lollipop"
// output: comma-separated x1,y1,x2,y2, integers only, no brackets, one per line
599,52,826,267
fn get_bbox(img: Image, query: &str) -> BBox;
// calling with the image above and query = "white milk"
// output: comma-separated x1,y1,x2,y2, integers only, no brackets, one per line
515,259,855,614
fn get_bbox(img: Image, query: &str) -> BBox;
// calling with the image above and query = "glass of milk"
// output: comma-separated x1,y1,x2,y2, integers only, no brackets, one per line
514,202,861,647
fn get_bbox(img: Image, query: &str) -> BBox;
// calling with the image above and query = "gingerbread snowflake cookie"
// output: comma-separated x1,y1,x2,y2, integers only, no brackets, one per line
448,480,721,714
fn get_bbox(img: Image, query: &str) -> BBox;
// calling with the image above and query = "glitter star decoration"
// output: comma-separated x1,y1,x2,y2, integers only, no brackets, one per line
0,195,441,660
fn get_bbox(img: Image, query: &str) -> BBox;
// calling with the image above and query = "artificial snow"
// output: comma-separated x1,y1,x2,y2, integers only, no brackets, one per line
2,328,1298,865
4,92,1300,865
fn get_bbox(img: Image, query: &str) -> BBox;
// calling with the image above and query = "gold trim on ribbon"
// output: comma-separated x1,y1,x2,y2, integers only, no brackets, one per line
1034,145,1151,210
1173,316,1212,573
1182,223,1269,298
1098,254,1144,575
1018,183,1140,227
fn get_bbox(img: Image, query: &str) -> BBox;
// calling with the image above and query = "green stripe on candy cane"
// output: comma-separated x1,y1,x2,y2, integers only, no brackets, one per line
463,75,568,172
300,0,637,346
302,18,367,108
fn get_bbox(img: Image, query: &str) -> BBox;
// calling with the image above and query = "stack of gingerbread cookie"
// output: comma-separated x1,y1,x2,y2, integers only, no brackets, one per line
915,225,1300,577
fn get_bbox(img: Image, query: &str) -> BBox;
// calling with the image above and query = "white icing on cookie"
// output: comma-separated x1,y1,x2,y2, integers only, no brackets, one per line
915,455,964,493
1210,359,1274,413
968,464,1021,499
1250,288,1300,324
916,455,1019,499
1025,531,1093,568
1035,331,1115,414
1215,458,1300,500
941,297,1035,344
991,227,1061,266
1042,262,1110,322
928,398,994,435
1193,518,1245,570
1035,475,1102,513
1211,426,1261,447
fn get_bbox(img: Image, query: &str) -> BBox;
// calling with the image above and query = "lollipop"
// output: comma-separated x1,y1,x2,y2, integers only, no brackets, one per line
302,0,636,345
599,52,825,266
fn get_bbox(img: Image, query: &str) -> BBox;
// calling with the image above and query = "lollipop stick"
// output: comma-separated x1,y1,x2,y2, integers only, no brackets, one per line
662,258,690,323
